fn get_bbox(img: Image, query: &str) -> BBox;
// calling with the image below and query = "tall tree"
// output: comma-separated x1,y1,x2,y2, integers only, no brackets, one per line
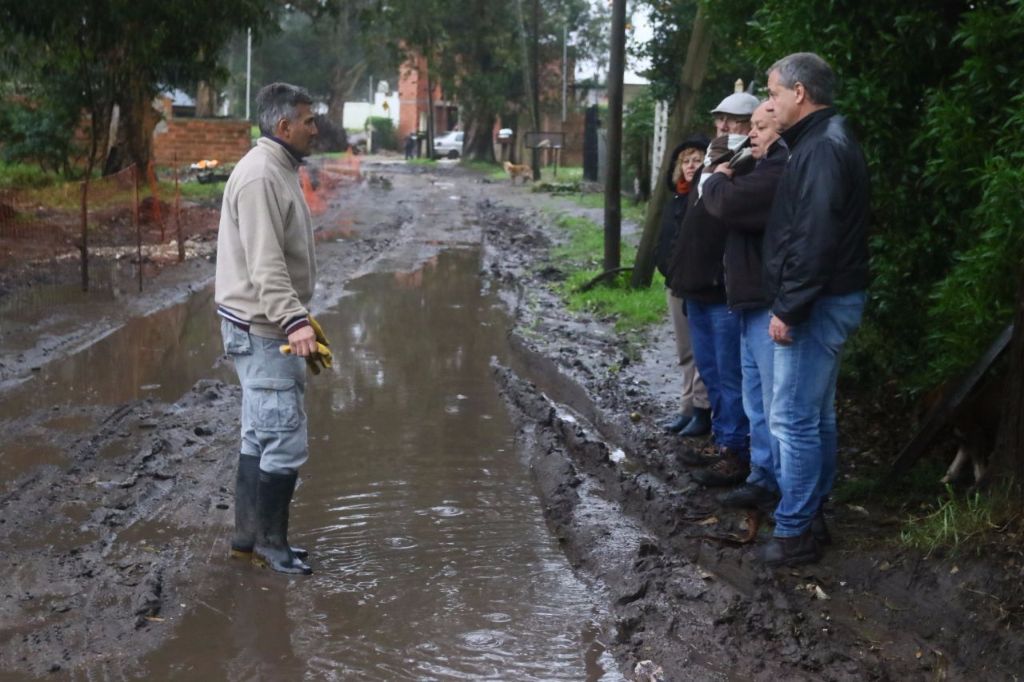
629,3,712,288
0,0,277,173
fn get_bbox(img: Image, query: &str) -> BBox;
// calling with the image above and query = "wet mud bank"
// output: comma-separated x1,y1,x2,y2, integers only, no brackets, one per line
478,197,1024,680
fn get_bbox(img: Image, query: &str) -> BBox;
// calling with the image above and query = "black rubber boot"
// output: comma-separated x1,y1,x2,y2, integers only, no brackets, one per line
678,407,711,437
661,413,693,433
252,470,312,575
230,455,307,560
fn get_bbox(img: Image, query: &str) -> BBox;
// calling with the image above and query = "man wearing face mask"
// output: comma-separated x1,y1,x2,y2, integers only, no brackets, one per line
669,91,758,484
698,101,787,504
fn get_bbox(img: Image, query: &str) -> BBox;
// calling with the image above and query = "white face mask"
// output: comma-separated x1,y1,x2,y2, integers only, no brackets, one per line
698,134,750,199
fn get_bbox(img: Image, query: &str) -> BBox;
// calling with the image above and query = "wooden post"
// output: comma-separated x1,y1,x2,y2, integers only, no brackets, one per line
603,0,627,273
80,180,89,292
175,155,184,263
134,165,142,292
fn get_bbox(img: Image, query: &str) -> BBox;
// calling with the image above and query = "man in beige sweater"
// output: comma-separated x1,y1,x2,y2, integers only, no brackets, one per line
216,82,319,575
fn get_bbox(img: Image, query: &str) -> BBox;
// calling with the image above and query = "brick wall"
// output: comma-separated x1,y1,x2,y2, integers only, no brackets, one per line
152,118,252,166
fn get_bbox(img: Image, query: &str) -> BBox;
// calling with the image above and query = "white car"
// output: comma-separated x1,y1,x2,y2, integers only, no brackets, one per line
433,131,464,159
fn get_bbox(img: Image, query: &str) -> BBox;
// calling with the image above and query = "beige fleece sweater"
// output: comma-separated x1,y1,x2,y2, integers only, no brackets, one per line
215,138,317,339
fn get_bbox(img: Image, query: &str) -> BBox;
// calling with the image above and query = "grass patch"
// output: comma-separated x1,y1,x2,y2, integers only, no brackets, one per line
0,161,65,190
539,165,583,182
163,180,226,203
462,159,506,181
549,214,663,331
899,486,1007,556
567,191,648,224
406,157,438,166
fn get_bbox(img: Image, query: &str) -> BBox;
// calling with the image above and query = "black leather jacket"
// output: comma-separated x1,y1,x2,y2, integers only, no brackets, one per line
763,108,870,325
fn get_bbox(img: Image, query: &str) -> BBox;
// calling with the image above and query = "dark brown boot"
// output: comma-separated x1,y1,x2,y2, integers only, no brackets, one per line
758,529,821,567
692,447,750,487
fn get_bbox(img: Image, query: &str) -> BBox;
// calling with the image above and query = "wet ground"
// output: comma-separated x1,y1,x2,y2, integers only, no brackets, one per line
1,158,1022,680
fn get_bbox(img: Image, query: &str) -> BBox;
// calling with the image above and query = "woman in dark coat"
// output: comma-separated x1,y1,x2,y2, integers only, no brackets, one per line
655,135,711,435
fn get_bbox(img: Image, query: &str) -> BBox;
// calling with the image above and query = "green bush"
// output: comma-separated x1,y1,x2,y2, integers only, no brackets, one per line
367,116,397,151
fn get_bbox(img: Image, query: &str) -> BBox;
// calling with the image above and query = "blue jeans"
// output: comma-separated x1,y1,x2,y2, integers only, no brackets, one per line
685,300,748,451
769,291,866,537
740,307,778,491
222,320,309,474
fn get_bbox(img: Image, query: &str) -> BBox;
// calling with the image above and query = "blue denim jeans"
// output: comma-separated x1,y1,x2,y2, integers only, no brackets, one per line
685,300,748,451
221,320,309,474
769,291,866,537
740,307,778,492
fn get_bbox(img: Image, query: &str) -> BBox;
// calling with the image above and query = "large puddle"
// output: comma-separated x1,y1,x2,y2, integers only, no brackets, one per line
115,249,620,679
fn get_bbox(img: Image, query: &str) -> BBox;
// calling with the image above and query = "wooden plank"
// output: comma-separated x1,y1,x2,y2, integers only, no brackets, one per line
891,324,1014,475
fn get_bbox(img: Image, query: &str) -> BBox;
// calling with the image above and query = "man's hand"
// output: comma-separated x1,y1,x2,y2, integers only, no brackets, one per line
712,163,735,177
287,325,317,357
769,315,793,345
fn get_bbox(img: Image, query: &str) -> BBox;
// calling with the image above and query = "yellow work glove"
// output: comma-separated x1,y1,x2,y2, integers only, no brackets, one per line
308,314,330,348
279,341,334,375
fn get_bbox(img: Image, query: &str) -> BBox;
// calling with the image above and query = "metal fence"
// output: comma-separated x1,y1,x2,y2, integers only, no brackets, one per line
0,160,215,295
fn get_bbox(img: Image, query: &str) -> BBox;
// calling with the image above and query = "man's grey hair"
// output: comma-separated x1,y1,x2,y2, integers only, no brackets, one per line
768,53,835,106
256,83,314,136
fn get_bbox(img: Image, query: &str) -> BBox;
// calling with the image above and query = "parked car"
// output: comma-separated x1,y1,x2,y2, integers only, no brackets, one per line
433,130,464,159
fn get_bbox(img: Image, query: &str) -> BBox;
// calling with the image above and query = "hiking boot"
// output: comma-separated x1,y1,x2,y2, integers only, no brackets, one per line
692,447,750,487
661,413,693,433
678,407,711,437
717,483,779,511
677,445,717,467
758,529,821,567
811,509,832,546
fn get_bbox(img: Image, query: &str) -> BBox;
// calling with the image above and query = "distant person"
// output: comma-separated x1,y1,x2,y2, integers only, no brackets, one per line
215,82,329,575
404,132,417,160
760,53,870,566
698,101,785,497
656,135,711,436
669,91,758,484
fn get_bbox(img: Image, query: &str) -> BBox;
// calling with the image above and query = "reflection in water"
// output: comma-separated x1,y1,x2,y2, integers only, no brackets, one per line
141,249,619,680
0,286,224,417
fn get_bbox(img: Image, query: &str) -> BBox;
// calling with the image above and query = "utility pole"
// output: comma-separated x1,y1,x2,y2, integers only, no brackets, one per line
245,28,252,121
561,23,568,124
604,0,627,272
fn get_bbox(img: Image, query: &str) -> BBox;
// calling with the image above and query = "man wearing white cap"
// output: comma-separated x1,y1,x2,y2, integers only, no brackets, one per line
672,90,758,487
711,92,761,137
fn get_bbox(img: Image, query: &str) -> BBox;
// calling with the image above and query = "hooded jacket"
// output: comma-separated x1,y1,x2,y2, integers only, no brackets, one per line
763,108,870,325
655,137,709,283
700,139,786,309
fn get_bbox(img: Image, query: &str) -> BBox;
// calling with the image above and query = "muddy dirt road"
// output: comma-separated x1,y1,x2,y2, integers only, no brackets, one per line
1,159,1021,681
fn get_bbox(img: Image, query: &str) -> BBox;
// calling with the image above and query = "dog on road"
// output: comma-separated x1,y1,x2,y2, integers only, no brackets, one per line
503,161,533,185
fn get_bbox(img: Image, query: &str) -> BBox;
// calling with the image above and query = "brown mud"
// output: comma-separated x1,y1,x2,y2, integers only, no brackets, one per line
0,159,1021,680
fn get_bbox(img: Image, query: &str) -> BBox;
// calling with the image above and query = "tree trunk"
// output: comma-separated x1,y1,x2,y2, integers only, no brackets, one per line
989,266,1024,504
463,105,497,162
195,81,217,117
629,5,712,289
104,77,160,174
327,61,367,129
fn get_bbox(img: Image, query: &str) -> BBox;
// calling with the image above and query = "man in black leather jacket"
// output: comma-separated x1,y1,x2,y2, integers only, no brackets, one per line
760,53,870,567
